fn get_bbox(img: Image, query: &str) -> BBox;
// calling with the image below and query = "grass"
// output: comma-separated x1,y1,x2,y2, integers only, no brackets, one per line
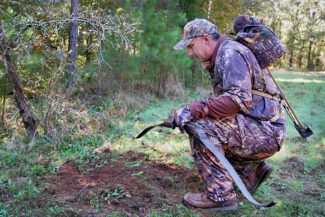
0,70,324,216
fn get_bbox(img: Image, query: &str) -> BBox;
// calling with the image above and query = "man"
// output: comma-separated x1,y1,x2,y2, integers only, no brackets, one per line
172,18,285,211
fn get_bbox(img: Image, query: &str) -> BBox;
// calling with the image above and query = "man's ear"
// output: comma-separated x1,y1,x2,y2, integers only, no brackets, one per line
202,34,210,41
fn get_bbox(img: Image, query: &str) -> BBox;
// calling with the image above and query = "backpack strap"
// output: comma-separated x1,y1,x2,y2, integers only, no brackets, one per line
251,90,283,122
251,90,281,101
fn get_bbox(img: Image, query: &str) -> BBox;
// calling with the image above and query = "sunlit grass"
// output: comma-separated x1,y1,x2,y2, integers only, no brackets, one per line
276,78,325,83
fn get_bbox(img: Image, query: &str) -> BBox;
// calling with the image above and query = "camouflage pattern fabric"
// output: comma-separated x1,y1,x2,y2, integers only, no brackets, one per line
190,114,280,202
212,39,286,145
234,16,286,69
174,18,218,50
189,40,285,202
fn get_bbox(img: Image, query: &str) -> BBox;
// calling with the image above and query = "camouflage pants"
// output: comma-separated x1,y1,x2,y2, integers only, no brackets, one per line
189,114,281,202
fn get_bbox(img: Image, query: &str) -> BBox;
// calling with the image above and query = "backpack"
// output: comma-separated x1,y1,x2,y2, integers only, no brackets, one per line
233,15,286,69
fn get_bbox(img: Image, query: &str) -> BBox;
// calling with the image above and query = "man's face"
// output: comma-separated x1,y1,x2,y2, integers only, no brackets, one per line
187,36,211,62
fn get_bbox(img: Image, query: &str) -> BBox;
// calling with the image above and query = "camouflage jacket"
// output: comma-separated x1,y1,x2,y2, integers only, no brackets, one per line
210,39,286,145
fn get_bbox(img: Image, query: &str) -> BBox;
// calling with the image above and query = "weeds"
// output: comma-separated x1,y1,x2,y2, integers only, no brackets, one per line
0,178,39,215
103,187,125,202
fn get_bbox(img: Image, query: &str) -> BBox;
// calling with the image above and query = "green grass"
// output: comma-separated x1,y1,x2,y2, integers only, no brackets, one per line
0,70,324,216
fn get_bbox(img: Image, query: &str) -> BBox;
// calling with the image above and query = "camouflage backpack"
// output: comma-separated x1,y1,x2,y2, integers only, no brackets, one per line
233,15,286,69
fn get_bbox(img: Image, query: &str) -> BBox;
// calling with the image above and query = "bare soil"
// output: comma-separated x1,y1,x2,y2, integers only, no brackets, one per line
41,151,215,216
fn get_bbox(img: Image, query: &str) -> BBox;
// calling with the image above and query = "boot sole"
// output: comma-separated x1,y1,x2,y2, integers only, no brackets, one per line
182,198,238,212
250,167,273,194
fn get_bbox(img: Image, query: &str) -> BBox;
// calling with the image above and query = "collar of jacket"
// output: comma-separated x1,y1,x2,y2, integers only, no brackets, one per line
202,34,229,71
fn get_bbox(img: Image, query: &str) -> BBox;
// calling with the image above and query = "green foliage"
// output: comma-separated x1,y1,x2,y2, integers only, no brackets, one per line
0,74,10,98
206,0,242,33
0,0,324,214
138,0,189,95
0,178,39,214
125,161,141,168
29,164,46,176
0,152,20,168
102,187,125,201
259,0,325,70
178,0,205,20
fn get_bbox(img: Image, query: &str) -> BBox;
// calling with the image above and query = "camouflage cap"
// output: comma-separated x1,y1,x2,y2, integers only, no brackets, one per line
174,18,218,50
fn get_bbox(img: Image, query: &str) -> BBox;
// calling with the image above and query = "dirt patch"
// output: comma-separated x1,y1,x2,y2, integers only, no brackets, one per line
42,151,215,216
283,156,304,172
276,156,305,181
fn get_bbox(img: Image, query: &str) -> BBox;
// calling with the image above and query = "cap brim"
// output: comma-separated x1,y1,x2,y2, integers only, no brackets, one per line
173,38,192,50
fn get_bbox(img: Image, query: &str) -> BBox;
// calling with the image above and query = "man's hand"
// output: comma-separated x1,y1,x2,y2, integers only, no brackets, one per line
172,106,193,133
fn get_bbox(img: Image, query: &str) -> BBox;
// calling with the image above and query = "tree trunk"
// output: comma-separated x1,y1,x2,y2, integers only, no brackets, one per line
0,22,37,138
1,95,5,124
65,0,79,89
288,50,294,69
85,30,92,63
307,40,313,70
298,41,305,69
207,0,212,20
277,21,283,68
1,94,6,124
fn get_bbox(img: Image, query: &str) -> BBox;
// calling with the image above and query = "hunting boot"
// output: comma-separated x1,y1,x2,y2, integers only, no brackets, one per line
247,161,273,193
183,192,238,211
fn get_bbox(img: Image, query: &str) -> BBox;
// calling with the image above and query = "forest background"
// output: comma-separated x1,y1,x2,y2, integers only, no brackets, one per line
0,0,324,216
